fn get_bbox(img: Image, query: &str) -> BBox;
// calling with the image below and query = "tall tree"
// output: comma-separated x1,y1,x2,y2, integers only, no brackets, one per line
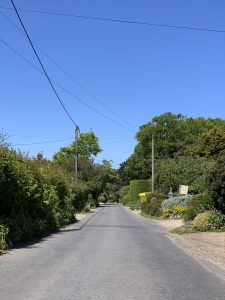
53,131,102,164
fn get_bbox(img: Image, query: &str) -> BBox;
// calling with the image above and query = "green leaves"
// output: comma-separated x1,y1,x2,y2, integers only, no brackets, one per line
53,130,102,164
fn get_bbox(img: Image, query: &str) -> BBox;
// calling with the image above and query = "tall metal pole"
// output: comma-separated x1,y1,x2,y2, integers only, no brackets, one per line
152,134,154,192
75,126,79,181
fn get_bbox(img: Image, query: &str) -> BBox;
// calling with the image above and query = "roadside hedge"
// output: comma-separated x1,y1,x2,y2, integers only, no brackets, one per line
0,145,89,246
130,180,150,203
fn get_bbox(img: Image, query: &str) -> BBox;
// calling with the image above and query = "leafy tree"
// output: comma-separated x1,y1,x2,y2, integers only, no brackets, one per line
53,131,102,164
155,156,215,194
207,155,225,213
123,112,225,181
184,127,225,158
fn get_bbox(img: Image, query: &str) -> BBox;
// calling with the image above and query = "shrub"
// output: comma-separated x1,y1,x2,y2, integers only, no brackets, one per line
162,208,173,219
130,180,150,203
187,193,213,210
192,212,212,231
120,185,130,199
0,224,8,252
139,192,150,203
141,198,162,216
183,206,198,221
129,201,141,210
141,192,167,216
119,185,131,205
121,193,131,205
161,195,191,210
98,193,106,203
207,157,225,213
192,211,225,231
162,205,189,219
208,211,225,230
71,183,89,212
0,145,90,244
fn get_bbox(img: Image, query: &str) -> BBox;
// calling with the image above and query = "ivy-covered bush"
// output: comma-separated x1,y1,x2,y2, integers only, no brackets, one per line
161,195,191,210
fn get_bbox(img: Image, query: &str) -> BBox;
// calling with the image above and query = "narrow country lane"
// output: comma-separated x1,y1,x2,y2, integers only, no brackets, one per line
1,204,225,300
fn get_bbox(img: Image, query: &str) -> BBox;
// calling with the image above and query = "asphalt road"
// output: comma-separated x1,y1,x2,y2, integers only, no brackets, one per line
1,204,225,300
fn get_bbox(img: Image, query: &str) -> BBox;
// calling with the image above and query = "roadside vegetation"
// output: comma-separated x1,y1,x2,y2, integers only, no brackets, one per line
119,112,225,234
1,112,225,253
0,131,120,252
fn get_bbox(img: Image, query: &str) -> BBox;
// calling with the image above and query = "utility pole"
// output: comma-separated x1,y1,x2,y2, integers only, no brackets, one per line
152,134,154,192
75,126,79,182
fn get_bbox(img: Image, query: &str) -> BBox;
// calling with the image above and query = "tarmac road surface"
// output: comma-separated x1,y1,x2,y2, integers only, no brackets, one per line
1,204,225,299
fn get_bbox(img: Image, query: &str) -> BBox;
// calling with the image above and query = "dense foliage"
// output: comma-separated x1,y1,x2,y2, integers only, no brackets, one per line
130,180,150,203
0,145,80,244
121,112,225,193
141,192,167,216
119,112,225,229
0,131,120,251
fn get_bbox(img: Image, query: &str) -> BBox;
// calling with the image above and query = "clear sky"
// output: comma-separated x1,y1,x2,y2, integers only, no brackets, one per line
1,0,225,168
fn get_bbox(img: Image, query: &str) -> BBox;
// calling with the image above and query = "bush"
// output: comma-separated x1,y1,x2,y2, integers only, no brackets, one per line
141,192,167,216
71,183,89,212
120,193,131,205
129,201,141,210
208,211,225,230
130,180,150,203
183,206,198,221
139,192,151,203
120,186,130,198
0,145,90,244
162,205,189,219
192,212,212,231
207,157,225,213
139,192,164,203
187,193,213,210
141,198,162,216
119,185,131,205
192,211,225,231
0,224,8,252
98,193,106,203
161,195,191,210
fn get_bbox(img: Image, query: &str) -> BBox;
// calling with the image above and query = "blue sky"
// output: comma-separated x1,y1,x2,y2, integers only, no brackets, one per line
1,0,225,167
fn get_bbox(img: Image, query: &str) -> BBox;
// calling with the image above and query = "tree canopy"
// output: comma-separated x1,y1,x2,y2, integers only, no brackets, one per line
53,131,102,164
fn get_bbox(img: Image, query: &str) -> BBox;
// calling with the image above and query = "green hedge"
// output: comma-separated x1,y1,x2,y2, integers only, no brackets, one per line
0,145,89,244
130,180,150,203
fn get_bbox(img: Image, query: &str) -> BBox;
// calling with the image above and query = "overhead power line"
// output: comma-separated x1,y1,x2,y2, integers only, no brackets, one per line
9,0,78,127
10,134,133,140
14,138,73,146
0,10,136,130
1,5,225,34
0,37,134,132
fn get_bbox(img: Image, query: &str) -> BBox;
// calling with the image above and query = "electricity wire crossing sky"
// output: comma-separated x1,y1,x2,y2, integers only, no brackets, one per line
1,0,225,167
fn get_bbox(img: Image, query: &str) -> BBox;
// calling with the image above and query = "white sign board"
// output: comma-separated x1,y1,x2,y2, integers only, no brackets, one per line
179,185,188,195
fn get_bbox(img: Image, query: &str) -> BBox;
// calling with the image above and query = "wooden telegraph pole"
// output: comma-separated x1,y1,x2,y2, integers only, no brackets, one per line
75,126,79,181
152,134,154,192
